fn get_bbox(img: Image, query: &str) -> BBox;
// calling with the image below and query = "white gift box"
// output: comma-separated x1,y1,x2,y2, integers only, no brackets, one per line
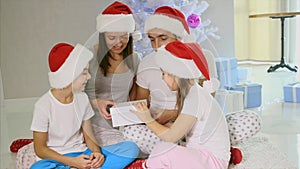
110,100,146,127
215,89,244,114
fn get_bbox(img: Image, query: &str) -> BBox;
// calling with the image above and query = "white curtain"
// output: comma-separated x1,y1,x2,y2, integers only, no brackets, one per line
235,0,299,63
296,16,300,81
295,2,300,66
286,0,299,64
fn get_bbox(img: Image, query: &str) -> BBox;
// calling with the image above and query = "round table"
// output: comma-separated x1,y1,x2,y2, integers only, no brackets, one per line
249,12,300,73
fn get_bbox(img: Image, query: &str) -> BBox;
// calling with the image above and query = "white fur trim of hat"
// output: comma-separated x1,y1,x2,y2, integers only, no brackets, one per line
144,14,189,39
96,14,135,33
154,46,202,79
48,44,93,89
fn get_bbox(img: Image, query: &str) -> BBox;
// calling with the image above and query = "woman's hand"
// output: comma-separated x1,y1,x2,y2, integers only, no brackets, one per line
90,152,105,168
96,99,115,119
131,102,154,123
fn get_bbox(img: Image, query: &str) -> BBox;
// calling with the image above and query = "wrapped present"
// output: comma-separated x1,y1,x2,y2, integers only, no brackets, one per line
283,82,300,103
237,66,251,82
215,89,244,114
229,83,262,108
215,57,238,88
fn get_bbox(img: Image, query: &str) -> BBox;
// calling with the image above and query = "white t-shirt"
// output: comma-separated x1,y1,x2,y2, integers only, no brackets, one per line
136,52,177,110
31,90,94,155
182,83,230,161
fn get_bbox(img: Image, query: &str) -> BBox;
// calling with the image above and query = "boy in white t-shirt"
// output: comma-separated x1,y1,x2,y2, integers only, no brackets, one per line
30,43,139,169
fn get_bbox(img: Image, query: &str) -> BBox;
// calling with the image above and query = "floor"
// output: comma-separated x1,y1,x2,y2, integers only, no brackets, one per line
0,63,299,169
237,62,300,168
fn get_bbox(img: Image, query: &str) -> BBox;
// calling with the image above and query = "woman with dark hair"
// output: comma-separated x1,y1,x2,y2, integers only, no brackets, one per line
85,1,141,146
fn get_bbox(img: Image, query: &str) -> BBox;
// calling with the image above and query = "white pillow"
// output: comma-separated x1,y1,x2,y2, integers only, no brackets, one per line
226,110,261,145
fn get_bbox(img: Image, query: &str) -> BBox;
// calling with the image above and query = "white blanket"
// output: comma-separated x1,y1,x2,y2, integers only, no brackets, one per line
229,137,297,169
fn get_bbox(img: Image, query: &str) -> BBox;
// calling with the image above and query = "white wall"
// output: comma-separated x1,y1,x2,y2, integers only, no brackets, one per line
0,0,114,99
234,0,249,60
0,68,3,106
202,0,235,58
0,0,235,99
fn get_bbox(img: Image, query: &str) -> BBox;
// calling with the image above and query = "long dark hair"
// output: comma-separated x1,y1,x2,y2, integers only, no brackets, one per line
97,33,134,76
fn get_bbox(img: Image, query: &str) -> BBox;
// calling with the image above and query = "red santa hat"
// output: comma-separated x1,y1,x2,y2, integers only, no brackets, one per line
97,1,135,33
144,6,194,42
48,43,93,89
155,41,221,92
155,41,210,80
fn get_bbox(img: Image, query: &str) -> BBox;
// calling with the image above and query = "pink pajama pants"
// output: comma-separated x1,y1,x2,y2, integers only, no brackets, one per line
146,142,228,169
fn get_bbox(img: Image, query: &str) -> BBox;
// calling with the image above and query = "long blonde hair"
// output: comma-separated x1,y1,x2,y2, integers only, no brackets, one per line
176,78,195,113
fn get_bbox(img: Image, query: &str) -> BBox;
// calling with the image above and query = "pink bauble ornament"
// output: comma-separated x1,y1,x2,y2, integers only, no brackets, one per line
187,14,201,28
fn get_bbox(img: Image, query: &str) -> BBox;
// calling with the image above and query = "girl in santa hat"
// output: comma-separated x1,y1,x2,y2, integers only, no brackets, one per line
123,5,220,155
124,6,194,155
29,43,139,169
85,1,142,146
131,41,231,169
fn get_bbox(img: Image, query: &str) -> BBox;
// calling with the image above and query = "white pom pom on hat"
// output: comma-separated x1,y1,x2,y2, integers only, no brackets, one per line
48,43,93,89
203,78,220,93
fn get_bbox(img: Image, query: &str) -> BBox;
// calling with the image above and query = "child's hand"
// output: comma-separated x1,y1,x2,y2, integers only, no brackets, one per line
131,102,154,123
90,151,105,168
72,154,92,169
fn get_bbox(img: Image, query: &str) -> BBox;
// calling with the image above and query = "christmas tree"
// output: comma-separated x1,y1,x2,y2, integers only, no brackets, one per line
122,0,220,56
